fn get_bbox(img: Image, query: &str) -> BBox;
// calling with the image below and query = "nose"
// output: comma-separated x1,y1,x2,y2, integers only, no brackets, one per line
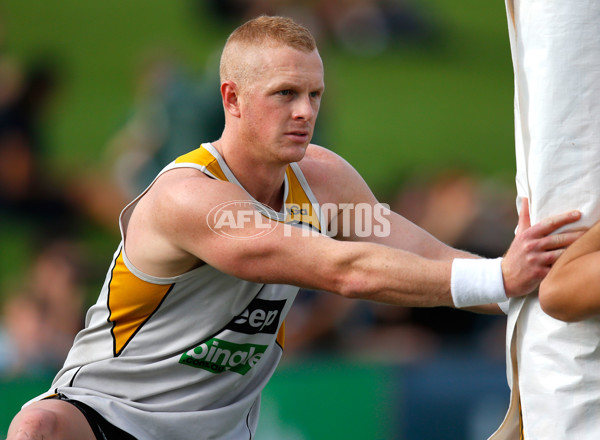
293,95,317,121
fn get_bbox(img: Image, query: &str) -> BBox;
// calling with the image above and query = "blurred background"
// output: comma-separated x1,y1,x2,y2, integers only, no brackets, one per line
0,0,517,438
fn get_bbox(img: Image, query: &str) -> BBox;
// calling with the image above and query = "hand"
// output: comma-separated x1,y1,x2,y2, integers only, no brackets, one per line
502,198,584,298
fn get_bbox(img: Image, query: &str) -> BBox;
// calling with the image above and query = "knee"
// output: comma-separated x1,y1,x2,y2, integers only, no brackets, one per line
7,407,59,440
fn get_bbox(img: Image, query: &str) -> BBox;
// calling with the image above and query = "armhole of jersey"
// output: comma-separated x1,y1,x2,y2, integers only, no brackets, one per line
118,159,221,241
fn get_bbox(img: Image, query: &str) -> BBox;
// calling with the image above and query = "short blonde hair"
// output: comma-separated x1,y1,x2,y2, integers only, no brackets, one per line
219,15,318,87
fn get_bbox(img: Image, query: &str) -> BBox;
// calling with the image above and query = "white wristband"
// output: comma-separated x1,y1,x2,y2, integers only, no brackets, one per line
450,258,507,308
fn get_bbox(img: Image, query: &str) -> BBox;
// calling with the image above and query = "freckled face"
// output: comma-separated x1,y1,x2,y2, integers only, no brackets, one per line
238,46,324,164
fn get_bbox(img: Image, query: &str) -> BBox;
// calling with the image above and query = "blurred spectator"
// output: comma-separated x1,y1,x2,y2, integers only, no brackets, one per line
283,289,356,356
64,49,225,234
0,238,87,375
203,0,278,24
107,49,225,197
0,55,76,234
316,0,439,55
389,170,514,352
67,48,226,233
200,0,439,55
284,288,440,363
392,169,517,259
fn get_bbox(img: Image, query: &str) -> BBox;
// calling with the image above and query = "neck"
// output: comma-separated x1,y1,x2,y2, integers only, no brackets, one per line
211,139,288,211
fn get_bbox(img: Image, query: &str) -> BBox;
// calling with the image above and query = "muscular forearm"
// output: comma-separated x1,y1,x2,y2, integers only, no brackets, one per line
328,241,453,308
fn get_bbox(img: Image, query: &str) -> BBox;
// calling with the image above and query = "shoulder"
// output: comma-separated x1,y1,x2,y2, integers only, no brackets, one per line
298,144,376,204
300,144,351,171
298,144,361,190
124,167,252,276
145,167,247,221
129,167,250,246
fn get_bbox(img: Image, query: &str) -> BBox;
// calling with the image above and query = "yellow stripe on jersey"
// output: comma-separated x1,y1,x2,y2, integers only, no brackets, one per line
519,399,525,440
284,167,321,232
108,251,174,357
276,321,285,349
175,145,228,181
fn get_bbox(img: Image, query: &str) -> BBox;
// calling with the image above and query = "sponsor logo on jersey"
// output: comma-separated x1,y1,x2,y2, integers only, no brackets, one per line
226,298,286,335
179,338,267,375
286,204,308,216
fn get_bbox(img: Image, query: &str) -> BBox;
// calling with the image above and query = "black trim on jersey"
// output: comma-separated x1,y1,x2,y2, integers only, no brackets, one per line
105,251,119,356
245,400,257,439
275,337,284,352
69,365,84,387
284,219,322,234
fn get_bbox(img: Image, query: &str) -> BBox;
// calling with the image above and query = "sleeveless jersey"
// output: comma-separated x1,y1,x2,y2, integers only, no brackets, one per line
28,143,325,439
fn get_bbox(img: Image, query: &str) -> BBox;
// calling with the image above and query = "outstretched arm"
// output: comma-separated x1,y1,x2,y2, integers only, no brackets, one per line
539,219,600,321
300,148,583,311
135,165,582,310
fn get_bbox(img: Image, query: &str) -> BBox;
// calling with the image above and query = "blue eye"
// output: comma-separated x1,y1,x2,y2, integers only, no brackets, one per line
279,90,291,96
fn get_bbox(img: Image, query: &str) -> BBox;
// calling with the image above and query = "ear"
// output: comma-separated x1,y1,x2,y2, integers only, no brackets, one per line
221,81,241,118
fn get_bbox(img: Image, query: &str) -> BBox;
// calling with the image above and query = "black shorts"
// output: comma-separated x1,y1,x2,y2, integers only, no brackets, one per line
45,393,137,440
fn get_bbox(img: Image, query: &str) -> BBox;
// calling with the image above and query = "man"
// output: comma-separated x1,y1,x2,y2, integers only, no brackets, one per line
489,1,600,438
8,16,582,440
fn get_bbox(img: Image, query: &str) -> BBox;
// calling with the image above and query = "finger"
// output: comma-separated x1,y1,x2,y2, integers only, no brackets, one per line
530,210,582,237
517,198,531,233
543,248,566,266
541,230,586,250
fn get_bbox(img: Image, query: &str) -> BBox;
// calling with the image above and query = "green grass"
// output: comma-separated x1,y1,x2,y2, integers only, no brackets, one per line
323,0,515,197
3,0,515,188
3,0,226,167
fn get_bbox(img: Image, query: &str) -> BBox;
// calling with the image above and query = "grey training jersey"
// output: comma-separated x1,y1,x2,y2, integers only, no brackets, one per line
28,143,325,439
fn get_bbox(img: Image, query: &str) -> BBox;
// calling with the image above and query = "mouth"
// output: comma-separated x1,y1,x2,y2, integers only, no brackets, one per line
285,130,311,143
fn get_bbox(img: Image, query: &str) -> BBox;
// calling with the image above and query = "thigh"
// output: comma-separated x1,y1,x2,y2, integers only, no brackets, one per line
8,399,96,440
